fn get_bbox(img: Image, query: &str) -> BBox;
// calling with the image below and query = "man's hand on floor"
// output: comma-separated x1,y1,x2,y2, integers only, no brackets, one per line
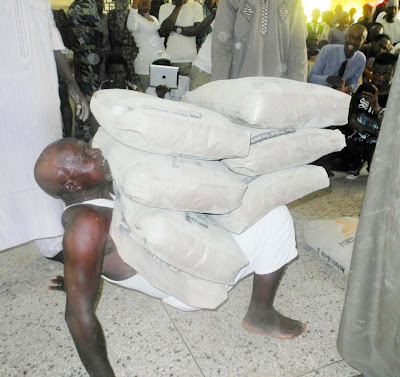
49,275,65,292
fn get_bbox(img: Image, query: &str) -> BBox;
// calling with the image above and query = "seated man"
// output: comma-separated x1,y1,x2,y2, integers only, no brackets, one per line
145,51,190,100
309,24,368,94
366,22,384,43
360,33,392,80
343,52,397,179
34,139,306,376
99,53,142,91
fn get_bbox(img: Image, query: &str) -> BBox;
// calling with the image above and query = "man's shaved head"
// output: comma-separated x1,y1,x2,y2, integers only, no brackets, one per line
34,138,78,198
34,138,112,199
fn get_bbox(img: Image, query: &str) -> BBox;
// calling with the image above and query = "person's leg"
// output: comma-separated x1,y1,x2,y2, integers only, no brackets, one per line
242,267,306,339
138,74,150,92
172,62,192,76
58,77,73,137
189,65,211,91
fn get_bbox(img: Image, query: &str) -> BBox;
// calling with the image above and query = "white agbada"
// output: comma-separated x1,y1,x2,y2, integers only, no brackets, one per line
0,0,65,251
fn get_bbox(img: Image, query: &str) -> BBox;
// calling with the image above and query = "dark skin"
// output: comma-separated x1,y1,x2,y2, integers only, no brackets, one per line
54,51,89,122
36,140,134,377
326,25,368,94
349,63,395,135
36,139,306,376
158,0,216,38
386,6,398,23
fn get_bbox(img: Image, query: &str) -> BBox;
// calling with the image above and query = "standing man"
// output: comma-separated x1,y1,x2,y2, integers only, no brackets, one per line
158,0,205,76
309,24,368,94
307,8,323,38
211,0,307,82
379,0,400,45
67,0,105,140
108,0,140,86
320,10,335,41
0,0,88,256
358,3,375,33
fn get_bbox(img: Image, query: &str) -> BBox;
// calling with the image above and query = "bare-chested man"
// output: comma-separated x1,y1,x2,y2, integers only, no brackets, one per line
34,138,306,377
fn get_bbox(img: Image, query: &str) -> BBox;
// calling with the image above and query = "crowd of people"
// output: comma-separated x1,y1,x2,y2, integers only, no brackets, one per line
305,0,399,179
48,1,400,185
51,0,400,181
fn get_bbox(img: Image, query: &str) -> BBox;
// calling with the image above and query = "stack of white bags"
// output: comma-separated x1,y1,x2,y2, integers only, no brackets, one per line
91,77,350,308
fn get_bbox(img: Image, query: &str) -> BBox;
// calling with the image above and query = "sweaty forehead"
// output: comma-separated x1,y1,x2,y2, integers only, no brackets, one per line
374,63,394,73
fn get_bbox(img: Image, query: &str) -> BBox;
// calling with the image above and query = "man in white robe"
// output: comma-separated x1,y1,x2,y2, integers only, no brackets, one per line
211,0,307,82
0,0,88,256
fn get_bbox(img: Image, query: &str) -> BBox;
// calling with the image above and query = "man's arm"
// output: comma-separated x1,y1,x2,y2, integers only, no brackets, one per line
63,208,115,377
211,0,239,81
287,0,308,82
346,54,367,92
173,11,215,37
54,51,90,121
308,47,333,87
159,2,183,37
173,1,206,36
348,113,381,135
127,0,143,34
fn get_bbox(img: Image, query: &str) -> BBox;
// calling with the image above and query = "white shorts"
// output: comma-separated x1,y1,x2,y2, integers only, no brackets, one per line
103,206,298,311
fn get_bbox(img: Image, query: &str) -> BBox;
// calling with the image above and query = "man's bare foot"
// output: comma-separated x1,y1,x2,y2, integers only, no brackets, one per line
242,308,306,339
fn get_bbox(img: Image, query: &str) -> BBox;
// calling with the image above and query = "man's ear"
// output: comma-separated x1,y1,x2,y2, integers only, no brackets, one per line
63,179,82,193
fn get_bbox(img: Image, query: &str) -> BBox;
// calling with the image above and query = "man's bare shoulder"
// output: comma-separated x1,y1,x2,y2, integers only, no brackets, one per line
62,204,110,232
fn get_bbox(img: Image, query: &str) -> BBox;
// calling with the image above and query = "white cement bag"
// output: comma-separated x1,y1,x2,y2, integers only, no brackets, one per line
223,128,346,176
93,128,246,214
304,217,359,276
118,192,249,285
110,200,230,309
90,89,250,160
182,77,351,129
212,166,330,234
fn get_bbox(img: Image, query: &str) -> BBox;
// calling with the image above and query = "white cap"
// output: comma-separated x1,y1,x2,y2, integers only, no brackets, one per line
387,0,397,7
152,50,171,64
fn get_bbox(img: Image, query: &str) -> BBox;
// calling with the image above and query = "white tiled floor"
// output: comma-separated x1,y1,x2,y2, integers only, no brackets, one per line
0,174,368,377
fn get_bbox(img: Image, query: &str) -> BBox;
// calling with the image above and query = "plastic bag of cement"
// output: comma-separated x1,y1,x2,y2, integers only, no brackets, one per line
212,166,330,234
110,199,230,309
182,77,350,129
222,128,346,176
93,128,246,214
118,192,248,285
90,89,250,160
304,217,359,276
